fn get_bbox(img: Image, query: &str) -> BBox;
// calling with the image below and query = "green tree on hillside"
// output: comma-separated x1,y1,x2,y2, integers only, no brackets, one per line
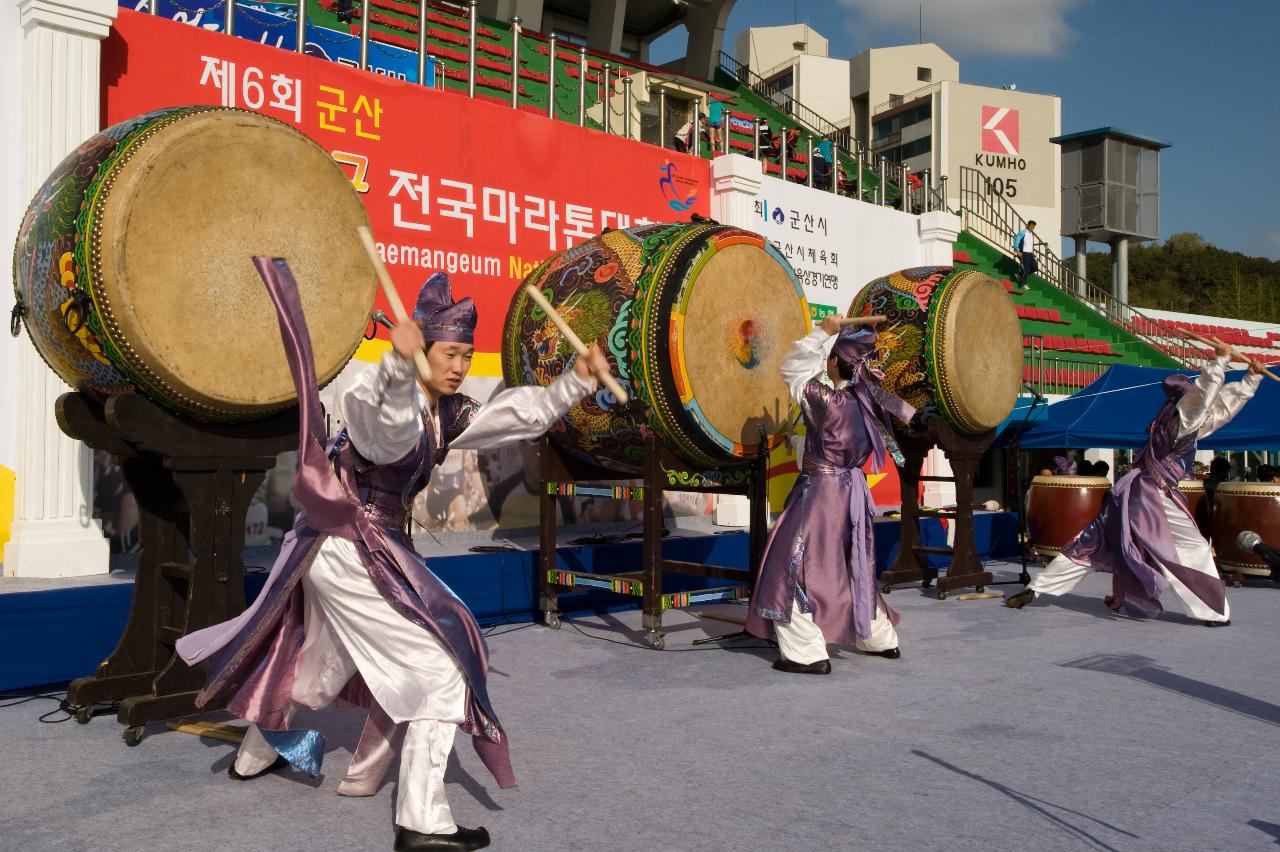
1082,232,1280,323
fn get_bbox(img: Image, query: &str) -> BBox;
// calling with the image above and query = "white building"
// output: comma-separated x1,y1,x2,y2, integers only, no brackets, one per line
739,32,1061,250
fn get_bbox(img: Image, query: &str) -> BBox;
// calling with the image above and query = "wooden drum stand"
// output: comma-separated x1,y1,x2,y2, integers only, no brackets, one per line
538,432,769,649
57,391,296,746
879,418,996,600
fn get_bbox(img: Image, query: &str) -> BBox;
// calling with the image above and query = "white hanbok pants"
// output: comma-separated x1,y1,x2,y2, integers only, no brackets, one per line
234,537,467,834
1028,492,1230,623
774,599,898,664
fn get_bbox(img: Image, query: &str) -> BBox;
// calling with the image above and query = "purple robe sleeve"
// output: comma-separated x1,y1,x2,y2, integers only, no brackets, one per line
449,369,596,450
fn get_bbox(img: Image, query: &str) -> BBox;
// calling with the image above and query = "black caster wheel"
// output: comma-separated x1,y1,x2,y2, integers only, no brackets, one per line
645,632,666,650
975,585,985,593
921,578,934,589
936,589,948,601
881,583,893,594
75,704,93,725
544,613,562,630
123,726,144,747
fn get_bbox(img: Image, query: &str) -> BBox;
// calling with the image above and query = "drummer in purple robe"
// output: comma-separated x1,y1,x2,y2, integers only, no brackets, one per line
1006,342,1262,625
177,269,608,852
746,314,918,674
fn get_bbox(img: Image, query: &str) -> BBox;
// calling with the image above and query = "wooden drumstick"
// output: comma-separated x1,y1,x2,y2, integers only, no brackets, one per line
837,314,887,327
356,226,432,383
523,284,630,404
1181,328,1280,382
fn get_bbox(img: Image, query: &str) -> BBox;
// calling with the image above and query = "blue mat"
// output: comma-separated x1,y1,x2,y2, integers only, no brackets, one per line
0,514,1019,691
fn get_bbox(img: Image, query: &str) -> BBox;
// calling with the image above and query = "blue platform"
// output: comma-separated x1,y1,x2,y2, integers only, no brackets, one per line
0,513,1019,691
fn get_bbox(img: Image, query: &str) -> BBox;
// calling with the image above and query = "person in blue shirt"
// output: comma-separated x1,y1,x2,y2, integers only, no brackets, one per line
1013,220,1038,286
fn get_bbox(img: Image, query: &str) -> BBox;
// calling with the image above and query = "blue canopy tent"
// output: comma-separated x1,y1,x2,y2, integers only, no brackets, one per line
994,364,1280,450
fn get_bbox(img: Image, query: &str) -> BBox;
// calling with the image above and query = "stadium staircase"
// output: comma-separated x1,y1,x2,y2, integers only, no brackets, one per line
952,165,1203,395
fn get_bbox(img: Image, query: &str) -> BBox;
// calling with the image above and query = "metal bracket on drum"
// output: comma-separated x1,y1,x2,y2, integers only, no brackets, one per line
10,295,25,337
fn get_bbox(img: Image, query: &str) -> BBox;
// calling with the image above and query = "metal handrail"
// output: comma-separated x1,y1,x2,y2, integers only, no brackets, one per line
957,166,1201,367
872,81,940,116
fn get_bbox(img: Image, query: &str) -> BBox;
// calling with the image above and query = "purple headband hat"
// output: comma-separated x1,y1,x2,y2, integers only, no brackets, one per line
831,326,878,366
412,272,477,344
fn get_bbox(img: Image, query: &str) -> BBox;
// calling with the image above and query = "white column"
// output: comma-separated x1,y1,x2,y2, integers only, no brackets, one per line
710,153,763,228
917,210,961,267
3,0,117,577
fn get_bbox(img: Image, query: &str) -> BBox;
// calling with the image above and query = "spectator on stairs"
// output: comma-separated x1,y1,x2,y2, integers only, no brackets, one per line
1014,221,1038,286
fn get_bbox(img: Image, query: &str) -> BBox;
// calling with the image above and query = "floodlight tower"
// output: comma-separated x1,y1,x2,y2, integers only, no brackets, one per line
1051,127,1168,307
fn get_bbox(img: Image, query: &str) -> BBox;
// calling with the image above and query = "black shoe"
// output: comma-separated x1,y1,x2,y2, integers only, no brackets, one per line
1203,619,1231,628
869,647,901,659
771,658,831,675
1005,588,1035,609
394,826,490,851
227,755,287,781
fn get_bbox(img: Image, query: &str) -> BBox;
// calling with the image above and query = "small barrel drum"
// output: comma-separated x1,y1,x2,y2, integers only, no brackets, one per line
846,266,1022,434
502,221,810,472
1027,475,1111,558
1211,481,1280,576
13,106,374,421
1177,479,1208,537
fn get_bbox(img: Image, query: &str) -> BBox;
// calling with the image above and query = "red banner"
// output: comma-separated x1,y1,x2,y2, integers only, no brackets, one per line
101,10,710,353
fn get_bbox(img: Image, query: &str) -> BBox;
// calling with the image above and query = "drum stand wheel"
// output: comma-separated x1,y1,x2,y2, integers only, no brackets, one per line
56,391,297,745
878,420,995,599
644,631,667,651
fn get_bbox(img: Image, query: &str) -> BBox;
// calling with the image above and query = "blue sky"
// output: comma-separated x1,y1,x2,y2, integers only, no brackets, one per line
652,0,1280,260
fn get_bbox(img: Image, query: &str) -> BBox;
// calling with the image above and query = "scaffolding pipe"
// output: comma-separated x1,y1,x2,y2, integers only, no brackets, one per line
467,0,477,98
577,47,587,126
621,76,632,138
692,97,701,157
601,63,611,134
358,0,369,69
546,34,557,119
658,89,666,148
416,0,428,84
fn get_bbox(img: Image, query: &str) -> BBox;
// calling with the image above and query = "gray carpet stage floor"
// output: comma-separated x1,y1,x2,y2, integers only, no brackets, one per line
4,566,1280,852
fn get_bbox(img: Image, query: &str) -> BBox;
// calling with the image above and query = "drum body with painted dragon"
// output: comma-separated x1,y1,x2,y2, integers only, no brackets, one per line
846,266,1022,435
502,221,811,473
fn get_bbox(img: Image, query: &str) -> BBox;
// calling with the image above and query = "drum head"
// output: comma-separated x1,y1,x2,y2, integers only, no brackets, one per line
93,109,372,417
1029,475,1111,488
671,239,810,455
930,270,1022,433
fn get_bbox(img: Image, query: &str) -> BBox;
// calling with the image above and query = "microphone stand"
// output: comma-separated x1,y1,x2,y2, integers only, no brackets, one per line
991,387,1045,587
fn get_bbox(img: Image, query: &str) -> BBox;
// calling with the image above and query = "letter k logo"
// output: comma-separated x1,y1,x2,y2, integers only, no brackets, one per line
982,106,1019,156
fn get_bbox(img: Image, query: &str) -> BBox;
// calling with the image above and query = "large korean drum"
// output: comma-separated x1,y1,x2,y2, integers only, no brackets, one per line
846,266,1022,434
1027,475,1111,558
1211,481,1280,576
1177,479,1208,537
502,221,810,472
12,106,374,421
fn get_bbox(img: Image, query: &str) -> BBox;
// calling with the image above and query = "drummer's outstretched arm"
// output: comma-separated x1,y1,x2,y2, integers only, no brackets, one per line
450,346,604,450
781,324,834,405
1196,358,1263,440
341,350,424,465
